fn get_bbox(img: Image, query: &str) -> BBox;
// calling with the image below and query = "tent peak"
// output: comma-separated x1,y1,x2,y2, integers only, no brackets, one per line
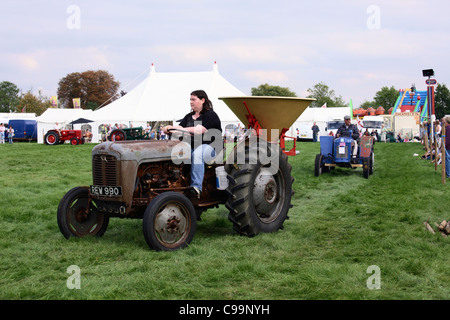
213,61,218,73
150,63,156,73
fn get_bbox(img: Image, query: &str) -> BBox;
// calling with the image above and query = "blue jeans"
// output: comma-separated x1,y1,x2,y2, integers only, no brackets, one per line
191,144,216,191
446,149,450,178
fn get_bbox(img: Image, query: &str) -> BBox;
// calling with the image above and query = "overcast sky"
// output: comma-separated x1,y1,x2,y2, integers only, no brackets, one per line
1,0,449,108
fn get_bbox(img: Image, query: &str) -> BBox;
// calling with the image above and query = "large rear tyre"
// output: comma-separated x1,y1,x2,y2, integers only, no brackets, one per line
44,131,60,145
109,129,126,141
226,144,294,236
142,192,196,251
369,152,374,175
363,158,370,179
57,187,109,239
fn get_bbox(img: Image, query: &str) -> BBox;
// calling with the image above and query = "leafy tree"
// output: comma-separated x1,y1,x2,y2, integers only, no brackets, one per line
57,70,120,109
0,81,20,112
434,83,450,119
251,83,296,97
306,82,346,108
359,99,377,109
373,86,399,108
16,90,51,116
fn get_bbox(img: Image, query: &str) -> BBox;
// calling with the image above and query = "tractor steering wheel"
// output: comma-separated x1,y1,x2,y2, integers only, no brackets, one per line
167,128,193,137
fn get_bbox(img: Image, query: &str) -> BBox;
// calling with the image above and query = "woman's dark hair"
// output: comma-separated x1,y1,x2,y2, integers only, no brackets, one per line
191,90,213,113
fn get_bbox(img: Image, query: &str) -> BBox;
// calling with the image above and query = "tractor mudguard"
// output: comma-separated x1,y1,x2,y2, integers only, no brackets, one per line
319,136,334,156
360,136,374,158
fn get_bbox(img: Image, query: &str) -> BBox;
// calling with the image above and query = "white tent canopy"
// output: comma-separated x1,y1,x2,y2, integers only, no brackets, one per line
91,62,245,131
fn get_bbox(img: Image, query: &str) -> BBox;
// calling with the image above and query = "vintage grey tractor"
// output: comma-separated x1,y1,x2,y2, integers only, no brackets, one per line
57,96,314,251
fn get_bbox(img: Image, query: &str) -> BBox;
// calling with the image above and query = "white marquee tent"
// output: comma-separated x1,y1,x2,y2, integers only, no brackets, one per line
90,62,245,140
34,63,245,143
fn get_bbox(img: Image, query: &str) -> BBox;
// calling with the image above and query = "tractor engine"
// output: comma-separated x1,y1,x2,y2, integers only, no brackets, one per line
135,161,188,197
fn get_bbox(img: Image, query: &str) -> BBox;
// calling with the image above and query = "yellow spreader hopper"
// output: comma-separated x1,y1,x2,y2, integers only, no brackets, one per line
219,96,315,155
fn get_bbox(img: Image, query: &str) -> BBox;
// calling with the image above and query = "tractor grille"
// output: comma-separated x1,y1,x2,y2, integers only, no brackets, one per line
92,154,120,186
335,146,349,159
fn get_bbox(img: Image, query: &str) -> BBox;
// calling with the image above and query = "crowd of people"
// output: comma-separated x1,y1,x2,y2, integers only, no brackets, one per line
0,123,15,144
99,122,170,142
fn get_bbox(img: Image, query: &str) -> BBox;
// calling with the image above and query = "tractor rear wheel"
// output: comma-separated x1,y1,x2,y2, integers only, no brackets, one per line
44,131,60,145
363,158,370,179
369,152,374,175
57,187,109,239
225,144,294,237
110,129,126,141
142,192,196,251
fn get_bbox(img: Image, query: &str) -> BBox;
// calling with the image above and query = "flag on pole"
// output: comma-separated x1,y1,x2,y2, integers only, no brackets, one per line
73,98,81,108
349,99,354,120
321,103,327,108
21,106,26,113
50,96,58,108
356,115,364,131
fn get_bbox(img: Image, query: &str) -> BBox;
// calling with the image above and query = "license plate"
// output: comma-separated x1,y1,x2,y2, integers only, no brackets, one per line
90,185,123,197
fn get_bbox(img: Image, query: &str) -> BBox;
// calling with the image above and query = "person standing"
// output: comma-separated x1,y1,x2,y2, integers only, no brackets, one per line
311,122,320,142
0,123,5,144
445,117,450,178
7,126,14,144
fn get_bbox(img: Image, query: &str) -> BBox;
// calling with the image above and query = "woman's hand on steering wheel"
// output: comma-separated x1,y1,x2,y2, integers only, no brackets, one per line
167,128,193,136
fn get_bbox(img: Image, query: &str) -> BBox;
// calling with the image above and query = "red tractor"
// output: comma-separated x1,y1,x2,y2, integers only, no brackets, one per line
44,129,85,145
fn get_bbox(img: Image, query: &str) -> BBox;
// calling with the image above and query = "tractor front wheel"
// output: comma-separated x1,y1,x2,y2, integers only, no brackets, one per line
142,192,196,251
314,154,323,176
57,187,109,238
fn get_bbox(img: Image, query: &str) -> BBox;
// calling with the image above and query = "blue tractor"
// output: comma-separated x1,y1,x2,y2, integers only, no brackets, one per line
314,133,374,179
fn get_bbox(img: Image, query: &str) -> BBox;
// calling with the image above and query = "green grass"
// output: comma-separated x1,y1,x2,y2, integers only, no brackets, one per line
0,141,448,300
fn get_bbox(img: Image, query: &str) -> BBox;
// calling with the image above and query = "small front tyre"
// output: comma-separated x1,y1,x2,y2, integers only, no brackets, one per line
142,192,196,251
57,187,109,239
314,154,323,176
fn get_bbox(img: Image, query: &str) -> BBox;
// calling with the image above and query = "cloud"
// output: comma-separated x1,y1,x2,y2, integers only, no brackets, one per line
15,54,40,71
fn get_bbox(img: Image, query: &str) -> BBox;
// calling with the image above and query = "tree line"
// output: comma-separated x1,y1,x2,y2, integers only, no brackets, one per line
252,82,450,119
0,70,121,116
1,70,450,118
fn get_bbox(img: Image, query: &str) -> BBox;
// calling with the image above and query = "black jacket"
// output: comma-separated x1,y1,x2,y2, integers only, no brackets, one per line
336,124,359,140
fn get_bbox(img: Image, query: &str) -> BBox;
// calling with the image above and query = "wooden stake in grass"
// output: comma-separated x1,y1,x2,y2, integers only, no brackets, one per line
424,132,430,153
424,218,435,234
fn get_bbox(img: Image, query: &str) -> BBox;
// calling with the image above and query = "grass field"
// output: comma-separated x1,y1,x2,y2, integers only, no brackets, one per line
0,140,448,300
